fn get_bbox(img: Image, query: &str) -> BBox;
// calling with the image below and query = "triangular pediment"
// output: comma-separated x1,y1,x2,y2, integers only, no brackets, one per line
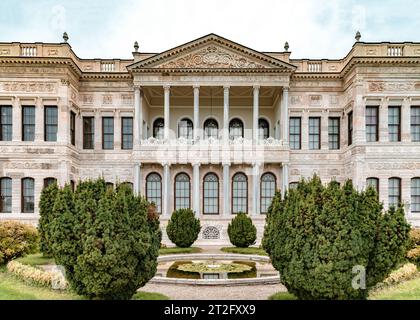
128,34,296,72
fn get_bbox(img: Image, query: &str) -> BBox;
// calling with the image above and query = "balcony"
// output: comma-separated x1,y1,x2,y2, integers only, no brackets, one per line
136,137,288,164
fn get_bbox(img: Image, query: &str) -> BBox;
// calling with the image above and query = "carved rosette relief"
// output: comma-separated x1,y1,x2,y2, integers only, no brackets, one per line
368,81,416,92
1,81,56,93
102,94,113,105
160,46,267,69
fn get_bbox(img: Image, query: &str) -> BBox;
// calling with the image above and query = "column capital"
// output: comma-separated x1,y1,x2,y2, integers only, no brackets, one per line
133,85,141,91
222,161,231,167
223,85,230,91
161,161,171,167
283,86,289,92
253,84,260,90
193,84,200,90
163,84,171,91
191,162,201,167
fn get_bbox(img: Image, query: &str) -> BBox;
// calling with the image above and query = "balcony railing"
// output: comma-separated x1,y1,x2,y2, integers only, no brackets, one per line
387,45,404,56
140,137,284,146
20,46,37,57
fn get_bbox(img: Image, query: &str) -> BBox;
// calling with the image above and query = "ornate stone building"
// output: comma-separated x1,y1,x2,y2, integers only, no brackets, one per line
0,33,419,245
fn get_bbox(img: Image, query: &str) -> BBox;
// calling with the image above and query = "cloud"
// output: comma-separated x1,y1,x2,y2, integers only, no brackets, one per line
1,0,419,59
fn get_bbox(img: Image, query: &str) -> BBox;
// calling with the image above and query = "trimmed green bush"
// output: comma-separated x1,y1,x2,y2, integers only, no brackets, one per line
38,182,59,255
49,179,161,300
0,221,39,265
262,175,411,300
166,209,200,248
407,228,420,265
227,213,257,248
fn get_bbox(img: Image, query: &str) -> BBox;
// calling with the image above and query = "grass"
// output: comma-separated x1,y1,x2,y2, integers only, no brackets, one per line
16,253,55,267
268,292,298,300
220,247,268,256
369,276,420,300
159,247,202,255
0,267,79,300
132,291,170,300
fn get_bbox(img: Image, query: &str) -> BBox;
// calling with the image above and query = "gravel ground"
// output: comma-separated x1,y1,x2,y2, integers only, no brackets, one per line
140,283,287,300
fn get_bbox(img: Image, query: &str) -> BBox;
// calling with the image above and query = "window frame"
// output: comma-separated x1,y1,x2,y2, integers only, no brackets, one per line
83,116,94,149
328,117,340,150
260,172,276,214
411,178,420,213
0,105,12,141
366,106,379,142
411,106,420,142
258,118,270,140
178,118,193,140
70,111,76,146
44,106,58,142
21,177,35,213
289,117,302,150
203,118,219,139
153,118,164,139
121,117,133,150
388,106,401,142
102,116,114,150
366,177,379,196
146,172,162,214
0,177,12,213
308,117,321,150
388,177,401,208
43,177,57,189
348,111,353,146
231,172,248,214
229,118,244,140
203,172,219,215
22,106,35,142
174,172,191,210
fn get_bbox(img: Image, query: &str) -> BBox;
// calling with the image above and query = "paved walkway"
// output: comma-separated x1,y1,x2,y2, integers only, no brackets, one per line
141,282,287,300
140,246,287,300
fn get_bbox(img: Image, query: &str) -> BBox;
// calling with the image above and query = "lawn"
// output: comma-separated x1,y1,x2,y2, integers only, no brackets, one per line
159,247,202,255
220,247,268,256
16,253,55,266
268,292,297,300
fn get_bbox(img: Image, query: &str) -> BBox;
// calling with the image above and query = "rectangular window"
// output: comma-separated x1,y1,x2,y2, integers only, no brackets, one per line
366,106,379,142
388,178,401,208
70,111,76,146
102,117,114,150
289,117,301,150
83,117,94,149
22,106,35,141
411,106,420,142
388,106,401,142
328,117,340,150
309,117,321,150
411,179,420,213
44,106,58,141
0,106,12,141
121,117,133,150
348,111,353,146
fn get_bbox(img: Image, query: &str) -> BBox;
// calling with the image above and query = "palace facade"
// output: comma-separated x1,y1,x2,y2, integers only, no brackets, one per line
0,33,420,245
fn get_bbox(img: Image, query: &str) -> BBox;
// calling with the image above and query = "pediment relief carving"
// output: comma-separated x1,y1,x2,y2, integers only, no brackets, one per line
159,45,268,69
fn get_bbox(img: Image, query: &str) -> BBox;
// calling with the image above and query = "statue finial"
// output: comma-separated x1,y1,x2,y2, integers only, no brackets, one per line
355,31,361,42
134,41,139,52
62,32,69,43
284,41,289,51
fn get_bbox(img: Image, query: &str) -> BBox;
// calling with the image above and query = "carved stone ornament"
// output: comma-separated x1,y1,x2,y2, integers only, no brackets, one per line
160,45,267,69
1,81,56,93
369,81,415,92
202,226,220,240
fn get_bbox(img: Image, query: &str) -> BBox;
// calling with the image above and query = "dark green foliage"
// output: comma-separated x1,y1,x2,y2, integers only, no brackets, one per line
38,183,59,255
227,213,257,248
166,209,200,248
262,175,411,300
49,179,161,300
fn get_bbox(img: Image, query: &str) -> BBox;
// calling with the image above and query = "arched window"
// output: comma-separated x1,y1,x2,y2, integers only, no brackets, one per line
411,178,420,213
178,118,193,139
259,118,270,140
70,180,75,192
203,173,219,215
146,173,162,214
175,173,190,210
260,173,276,214
204,118,219,139
366,177,379,196
0,177,12,213
22,178,34,213
229,118,244,140
232,172,248,214
43,177,57,189
153,118,164,139
388,177,401,208
106,182,114,190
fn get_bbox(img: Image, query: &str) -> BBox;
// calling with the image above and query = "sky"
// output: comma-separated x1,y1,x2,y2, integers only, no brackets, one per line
0,0,419,60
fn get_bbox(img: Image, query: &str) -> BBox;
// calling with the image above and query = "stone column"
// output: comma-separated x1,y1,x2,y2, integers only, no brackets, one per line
162,162,171,216
76,112,83,149
401,97,411,142
321,109,329,150
379,98,389,142
12,97,21,142
253,85,260,143
114,109,121,149
281,87,289,144
133,86,142,147
192,163,200,217
163,85,170,140
11,178,21,214
301,110,309,150
223,163,230,216
281,163,289,199
252,162,261,215
223,86,230,143
134,163,141,195
35,98,43,142
193,85,200,142
353,79,366,144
